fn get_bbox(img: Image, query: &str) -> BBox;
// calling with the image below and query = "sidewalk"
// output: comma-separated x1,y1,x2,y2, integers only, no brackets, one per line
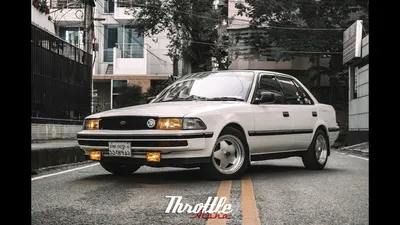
31,139,87,172
336,142,369,157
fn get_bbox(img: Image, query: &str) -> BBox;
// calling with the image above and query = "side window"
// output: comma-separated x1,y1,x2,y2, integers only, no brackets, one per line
276,77,305,105
292,80,313,105
257,75,284,104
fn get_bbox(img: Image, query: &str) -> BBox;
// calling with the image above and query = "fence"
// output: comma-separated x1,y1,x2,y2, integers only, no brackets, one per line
31,23,92,122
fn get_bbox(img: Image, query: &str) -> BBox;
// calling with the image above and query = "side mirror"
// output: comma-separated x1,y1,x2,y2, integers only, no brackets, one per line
146,96,156,103
253,92,275,104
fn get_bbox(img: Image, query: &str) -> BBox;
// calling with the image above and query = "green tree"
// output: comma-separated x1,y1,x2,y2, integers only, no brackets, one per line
117,85,145,108
235,0,368,102
235,0,368,62
126,0,229,74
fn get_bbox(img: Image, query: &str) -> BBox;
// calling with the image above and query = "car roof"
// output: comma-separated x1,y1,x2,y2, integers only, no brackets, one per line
176,70,295,81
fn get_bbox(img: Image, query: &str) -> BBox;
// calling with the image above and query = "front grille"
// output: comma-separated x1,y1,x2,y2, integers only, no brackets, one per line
99,116,158,130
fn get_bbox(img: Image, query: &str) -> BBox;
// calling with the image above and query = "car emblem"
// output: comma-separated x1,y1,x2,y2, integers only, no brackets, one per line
120,121,126,125
147,118,156,128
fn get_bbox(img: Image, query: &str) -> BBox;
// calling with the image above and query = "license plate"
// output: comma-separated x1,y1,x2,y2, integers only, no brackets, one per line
108,142,131,157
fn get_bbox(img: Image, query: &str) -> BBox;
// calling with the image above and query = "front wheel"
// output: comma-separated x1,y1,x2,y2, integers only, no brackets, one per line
201,127,250,180
100,161,141,176
302,129,329,170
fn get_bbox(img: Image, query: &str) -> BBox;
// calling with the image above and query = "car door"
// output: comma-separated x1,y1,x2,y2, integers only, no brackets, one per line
275,77,318,150
250,74,294,154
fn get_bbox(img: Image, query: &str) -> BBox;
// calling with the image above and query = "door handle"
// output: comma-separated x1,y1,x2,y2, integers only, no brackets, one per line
282,111,289,117
312,111,317,117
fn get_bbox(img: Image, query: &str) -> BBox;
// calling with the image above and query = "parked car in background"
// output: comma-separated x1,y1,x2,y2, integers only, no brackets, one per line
77,70,340,180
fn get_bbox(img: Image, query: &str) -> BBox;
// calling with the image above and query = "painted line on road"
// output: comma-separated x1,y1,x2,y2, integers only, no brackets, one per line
241,175,261,225
31,163,100,181
206,180,232,225
348,155,369,161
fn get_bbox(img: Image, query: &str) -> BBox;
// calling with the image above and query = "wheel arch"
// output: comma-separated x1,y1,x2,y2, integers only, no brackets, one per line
219,122,251,156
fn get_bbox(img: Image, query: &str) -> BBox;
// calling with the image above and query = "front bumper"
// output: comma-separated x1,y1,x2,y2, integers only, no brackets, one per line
76,130,215,165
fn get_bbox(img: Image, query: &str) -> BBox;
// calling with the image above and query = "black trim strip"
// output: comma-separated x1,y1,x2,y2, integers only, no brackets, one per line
328,127,340,132
77,132,214,140
98,156,211,166
248,129,313,136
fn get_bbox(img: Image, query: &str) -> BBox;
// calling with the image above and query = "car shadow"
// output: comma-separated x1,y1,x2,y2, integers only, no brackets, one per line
77,168,208,185
76,164,343,185
246,163,343,179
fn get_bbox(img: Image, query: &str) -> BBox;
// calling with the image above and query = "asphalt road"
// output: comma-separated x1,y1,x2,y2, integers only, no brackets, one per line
31,150,369,225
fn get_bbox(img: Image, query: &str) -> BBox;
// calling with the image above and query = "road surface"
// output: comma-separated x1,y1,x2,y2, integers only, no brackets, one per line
31,150,369,225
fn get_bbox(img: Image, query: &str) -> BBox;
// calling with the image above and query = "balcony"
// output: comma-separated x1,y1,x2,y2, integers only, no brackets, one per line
50,0,84,27
112,43,147,75
114,0,140,25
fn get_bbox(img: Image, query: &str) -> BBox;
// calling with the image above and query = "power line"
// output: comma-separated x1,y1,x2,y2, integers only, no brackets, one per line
115,1,346,31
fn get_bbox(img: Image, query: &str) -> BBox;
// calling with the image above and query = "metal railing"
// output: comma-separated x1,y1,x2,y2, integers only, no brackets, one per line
31,24,92,121
115,43,144,58
50,0,83,9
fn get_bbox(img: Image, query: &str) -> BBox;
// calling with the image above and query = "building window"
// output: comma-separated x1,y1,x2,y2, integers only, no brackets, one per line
117,26,144,58
351,68,358,99
104,0,114,13
104,25,118,62
59,27,82,47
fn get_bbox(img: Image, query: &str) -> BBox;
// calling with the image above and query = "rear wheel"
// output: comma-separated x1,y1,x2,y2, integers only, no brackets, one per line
302,129,329,170
201,127,250,180
100,161,141,176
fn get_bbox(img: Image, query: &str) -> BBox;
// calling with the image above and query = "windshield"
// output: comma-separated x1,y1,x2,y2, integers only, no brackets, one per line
152,71,255,103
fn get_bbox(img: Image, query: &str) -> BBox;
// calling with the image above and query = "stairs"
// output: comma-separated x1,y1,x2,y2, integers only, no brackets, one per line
105,64,113,74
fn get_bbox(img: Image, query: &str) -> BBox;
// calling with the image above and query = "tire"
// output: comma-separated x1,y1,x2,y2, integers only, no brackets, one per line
100,161,141,176
302,129,329,170
201,127,250,180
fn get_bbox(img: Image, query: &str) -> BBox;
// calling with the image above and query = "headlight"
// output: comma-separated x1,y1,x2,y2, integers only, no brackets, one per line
182,118,207,130
83,119,100,130
156,118,207,130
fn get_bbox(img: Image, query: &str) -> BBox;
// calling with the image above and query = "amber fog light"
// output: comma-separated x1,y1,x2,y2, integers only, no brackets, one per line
146,152,161,162
90,151,101,161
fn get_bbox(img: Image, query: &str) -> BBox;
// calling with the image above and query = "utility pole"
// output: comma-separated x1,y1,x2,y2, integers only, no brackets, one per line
83,0,95,114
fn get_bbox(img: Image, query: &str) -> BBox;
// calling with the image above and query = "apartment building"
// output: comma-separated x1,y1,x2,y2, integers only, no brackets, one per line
50,0,173,112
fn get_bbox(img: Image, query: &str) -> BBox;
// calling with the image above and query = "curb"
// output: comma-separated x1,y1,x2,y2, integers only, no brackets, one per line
337,142,369,157
31,146,86,172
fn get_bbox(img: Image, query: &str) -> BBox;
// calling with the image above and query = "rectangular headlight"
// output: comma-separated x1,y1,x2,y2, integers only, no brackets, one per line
156,118,182,130
83,119,100,130
156,118,207,130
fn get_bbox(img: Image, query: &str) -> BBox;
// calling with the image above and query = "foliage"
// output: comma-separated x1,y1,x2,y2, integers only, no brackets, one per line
235,0,369,62
144,79,174,98
32,0,50,14
126,0,230,71
117,85,145,108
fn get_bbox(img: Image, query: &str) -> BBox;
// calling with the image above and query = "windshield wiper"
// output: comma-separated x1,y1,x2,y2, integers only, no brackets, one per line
205,97,245,102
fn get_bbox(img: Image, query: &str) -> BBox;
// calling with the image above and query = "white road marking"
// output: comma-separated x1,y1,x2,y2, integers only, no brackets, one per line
31,163,100,181
348,155,369,161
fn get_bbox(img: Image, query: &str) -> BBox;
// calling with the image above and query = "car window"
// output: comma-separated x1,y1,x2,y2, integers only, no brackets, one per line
257,75,284,104
276,77,306,105
292,80,313,105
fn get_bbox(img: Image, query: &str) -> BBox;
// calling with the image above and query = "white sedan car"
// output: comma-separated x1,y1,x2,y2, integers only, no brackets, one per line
77,70,340,180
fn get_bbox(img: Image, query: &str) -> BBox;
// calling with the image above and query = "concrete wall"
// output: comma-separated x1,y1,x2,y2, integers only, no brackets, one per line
31,4,55,34
32,124,82,140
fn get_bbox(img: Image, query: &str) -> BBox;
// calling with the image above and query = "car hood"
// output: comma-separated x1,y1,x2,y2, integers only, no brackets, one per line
86,101,246,119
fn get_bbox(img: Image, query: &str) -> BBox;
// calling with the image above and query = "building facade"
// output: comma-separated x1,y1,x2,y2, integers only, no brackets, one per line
50,0,174,113
347,34,369,145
